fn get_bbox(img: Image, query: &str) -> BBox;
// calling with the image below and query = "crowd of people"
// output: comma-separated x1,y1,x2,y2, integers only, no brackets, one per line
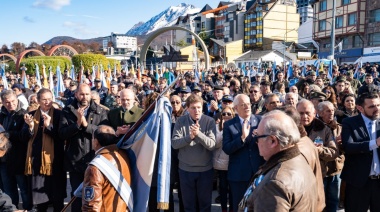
0,61,378,212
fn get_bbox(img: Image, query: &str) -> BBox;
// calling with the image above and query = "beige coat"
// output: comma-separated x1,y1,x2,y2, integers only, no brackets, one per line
213,128,229,170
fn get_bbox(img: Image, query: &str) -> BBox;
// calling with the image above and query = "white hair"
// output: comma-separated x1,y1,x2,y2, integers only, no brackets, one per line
262,110,300,147
233,94,249,107
317,101,334,112
285,92,298,100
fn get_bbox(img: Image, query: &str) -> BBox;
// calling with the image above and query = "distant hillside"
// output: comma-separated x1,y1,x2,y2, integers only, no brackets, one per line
43,36,105,45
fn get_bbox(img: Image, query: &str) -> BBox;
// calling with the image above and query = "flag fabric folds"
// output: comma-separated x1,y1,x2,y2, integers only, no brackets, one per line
42,65,49,88
328,60,333,80
354,57,362,79
286,61,293,80
272,61,276,82
35,64,42,87
21,65,29,89
1,64,8,90
241,63,246,76
70,65,76,81
117,97,172,211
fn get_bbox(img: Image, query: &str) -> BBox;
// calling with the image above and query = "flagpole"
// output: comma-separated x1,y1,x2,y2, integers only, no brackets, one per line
118,75,181,144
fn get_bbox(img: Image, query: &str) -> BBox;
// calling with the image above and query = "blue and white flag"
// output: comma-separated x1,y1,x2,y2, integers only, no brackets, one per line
301,63,307,77
272,61,276,82
55,66,65,107
35,64,42,87
118,97,172,211
0,64,5,77
21,67,29,89
354,57,362,79
49,67,55,102
150,62,154,76
241,63,246,76
91,65,96,87
100,65,107,88
328,60,333,80
287,61,293,80
70,65,76,80
114,63,117,78
194,69,200,84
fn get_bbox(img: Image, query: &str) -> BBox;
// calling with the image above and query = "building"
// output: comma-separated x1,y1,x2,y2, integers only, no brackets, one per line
208,38,243,65
213,1,246,42
244,0,300,51
234,49,292,69
297,0,314,24
361,0,380,63
103,32,137,55
312,0,366,63
173,4,214,45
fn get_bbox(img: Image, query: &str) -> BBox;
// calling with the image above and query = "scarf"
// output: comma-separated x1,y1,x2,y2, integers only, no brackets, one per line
25,107,55,176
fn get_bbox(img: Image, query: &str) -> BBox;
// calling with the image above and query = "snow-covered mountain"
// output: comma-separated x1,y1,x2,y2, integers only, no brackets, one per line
126,3,200,36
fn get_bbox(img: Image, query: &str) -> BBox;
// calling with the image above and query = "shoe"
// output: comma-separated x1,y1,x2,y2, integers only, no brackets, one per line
338,201,344,209
215,195,221,203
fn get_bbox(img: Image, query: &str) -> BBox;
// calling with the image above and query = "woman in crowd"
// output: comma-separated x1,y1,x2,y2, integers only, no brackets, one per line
322,86,338,108
214,106,234,212
335,93,358,124
274,82,286,103
299,82,310,99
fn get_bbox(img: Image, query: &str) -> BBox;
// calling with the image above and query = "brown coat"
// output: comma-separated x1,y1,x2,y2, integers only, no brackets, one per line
307,118,339,177
297,136,325,212
82,145,132,212
239,146,318,212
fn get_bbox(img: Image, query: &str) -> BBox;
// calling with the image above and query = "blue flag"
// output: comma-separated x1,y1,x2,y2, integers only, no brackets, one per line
168,71,175,85
0,64,5,77
272,61,276,82
287,61,293,80
241,63,246,76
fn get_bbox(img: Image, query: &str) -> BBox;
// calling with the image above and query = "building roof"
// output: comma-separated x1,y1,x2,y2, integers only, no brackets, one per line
210,38,226,47
234,50,292,61
246,0,256,10
218,1,231,7
200,4,213,13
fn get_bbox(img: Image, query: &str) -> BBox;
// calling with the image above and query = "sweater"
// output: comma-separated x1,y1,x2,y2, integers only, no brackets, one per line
172,114,216,172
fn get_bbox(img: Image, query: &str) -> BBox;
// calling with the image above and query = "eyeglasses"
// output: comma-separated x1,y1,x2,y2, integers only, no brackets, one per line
222,112,232,116
171,101,181,105
239,103,252,107
250,90,259,93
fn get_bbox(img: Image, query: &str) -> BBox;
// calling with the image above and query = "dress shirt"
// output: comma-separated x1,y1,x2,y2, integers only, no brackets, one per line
361,114,380,176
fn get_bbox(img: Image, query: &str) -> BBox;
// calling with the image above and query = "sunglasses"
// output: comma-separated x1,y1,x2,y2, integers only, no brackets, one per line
171,101,181,105
222,112,232,116
250,90,259,93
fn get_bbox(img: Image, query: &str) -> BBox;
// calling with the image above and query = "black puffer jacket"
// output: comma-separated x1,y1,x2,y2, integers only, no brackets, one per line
59,99,109,173
0,102,27,175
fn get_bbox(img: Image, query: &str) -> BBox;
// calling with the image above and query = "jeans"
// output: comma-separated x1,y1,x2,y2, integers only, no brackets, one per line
217,170,233,211
0,163,32,210
179,168,213,212
323,174,340,212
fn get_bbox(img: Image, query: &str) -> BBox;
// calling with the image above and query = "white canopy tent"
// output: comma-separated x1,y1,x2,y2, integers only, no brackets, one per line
355,56,380,64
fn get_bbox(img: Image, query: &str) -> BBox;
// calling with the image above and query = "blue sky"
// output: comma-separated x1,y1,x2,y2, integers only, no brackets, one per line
1,0,222,47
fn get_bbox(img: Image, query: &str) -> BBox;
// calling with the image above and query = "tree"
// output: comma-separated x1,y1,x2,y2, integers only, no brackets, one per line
176,39,188,47
1,44,9,53
88,42,100,53
11,42,26,56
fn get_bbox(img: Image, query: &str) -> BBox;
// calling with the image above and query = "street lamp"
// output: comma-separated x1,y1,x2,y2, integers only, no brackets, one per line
283,28,298,70
308,0,336,60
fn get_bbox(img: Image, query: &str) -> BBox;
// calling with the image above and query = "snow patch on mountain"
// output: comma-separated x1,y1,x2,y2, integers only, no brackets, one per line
126,3,200,36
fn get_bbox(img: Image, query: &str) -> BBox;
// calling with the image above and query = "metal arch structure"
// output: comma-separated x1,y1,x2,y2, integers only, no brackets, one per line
0,53,17,63
48,45,78,57
140,26,210,71
16,49,45,71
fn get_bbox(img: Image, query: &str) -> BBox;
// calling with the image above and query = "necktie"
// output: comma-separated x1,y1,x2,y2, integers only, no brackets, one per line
369,121,380,175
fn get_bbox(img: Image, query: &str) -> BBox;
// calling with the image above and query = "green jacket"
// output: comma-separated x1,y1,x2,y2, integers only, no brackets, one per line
107,105,144,130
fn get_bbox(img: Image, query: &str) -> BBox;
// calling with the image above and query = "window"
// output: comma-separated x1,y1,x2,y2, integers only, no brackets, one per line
320,0,327,12
201,22,205,29
319,20,326,31
186,38,192,43
336,16,343,28
342,0,350,5
370,9,380,23
352,35,362,48
348,13,356,25
368,32,380,46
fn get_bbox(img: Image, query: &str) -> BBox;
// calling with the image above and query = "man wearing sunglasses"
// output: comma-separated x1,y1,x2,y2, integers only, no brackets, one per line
222,94,264,212
249,85,265,115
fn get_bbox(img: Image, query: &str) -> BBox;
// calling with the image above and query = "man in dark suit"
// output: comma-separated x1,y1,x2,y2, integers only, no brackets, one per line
341,92,380,211
22,88,66,211
223,94,265,212
107,89,144,137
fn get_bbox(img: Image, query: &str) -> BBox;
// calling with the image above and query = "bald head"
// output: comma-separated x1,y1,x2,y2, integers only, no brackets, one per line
120,89,136,110
75,84,92,107
92,125,117,150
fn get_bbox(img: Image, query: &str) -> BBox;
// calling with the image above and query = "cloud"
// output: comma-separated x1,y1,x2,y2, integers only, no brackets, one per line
23,16,35,23
81,15,101,19
62,21,99,36
33,0,71,11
